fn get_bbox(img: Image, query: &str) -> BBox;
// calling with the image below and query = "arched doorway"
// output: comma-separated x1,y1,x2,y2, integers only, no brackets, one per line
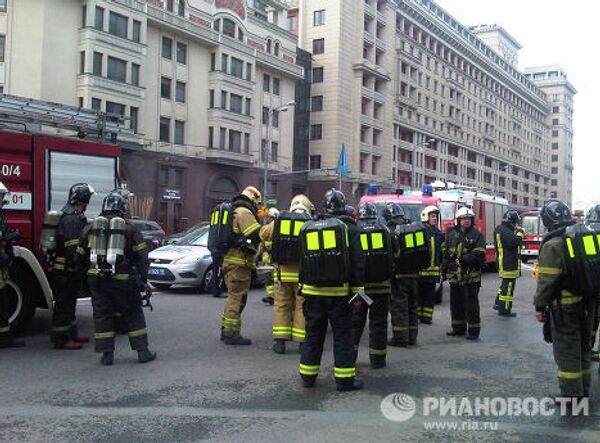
206,175,239,215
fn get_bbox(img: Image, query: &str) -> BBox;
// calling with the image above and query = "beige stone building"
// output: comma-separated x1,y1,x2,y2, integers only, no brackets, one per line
291,0,558,207
0,0,305,231
524,66,576,206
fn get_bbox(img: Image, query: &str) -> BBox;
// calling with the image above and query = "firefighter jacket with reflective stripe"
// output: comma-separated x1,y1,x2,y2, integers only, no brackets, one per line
419,224,443,283
260,221,299,283
301,214,366,296
77,215,149,282
534,235,584,308
443,226,486,285
494,222,523,279
0,211,11,289
223,201,261,269
53,208,87,272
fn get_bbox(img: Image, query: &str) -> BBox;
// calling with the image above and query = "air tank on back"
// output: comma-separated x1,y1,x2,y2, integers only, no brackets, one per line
90,216,109,267
40,211,63,253
107,217,126,271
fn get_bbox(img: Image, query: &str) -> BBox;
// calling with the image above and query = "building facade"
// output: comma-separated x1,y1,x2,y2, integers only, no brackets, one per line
292,0,559,207
524,66,576,206
0,0,304,232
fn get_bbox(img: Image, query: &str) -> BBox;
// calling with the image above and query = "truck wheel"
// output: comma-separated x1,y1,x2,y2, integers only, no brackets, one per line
6,263,36,333
151,283,172,291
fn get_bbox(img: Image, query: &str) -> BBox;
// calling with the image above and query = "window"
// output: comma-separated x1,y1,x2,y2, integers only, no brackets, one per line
266,39,272,53
107,57,127,82
272,110,279,128
310,155,321,170
132,20,141,43
229,130,241,152
130,107,139,133
274,42,279,57
177,0,185,16
263,74,270,92
231,57,243,78
271,142,278,162
92,52,102,76
238,29,244,42
79,51,85,74
312,67,323,83
273,78,280,95
552,142,559,150
177,42,187,64
552,130,559,137
213,19,220,32
91,98,101,110
78,97,83,108
552,118,559,125
223,18,236,38
551,179,558,186
131,63,140,86
221,53,228,72
81,5,87,27
221,91,227,109
106,101,125,116
208,127,214,148
552,106,559,113
245,62,252,81
310,124,322,140
313,38,324,54
313,9,325,26
162,37,172,59
109,12,128,39
219,128,226,149
230,94,242,114
551,167,558,174
262,107,269,124
175,81,186,103
95,6,104,31
165,0,174,12
211,53,216,70
209,90,215,108
551,155,559,162
288,14,297,32
311,95,323,112
161,77,172,99
175,121,185,144
160,117,170,142
245,98,251,116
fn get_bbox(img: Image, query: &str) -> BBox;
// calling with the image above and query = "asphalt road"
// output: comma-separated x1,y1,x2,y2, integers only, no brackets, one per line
1,266,599,442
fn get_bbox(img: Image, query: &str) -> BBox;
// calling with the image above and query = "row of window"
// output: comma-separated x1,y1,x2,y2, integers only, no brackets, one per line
160,117,186,144
210,89,252,116
84,97,139,133
160,77,186,103
211,52,252,81
81,50,140,86
90,6,142,43
162,37,188,65
208,126,251,154
262,74,281,94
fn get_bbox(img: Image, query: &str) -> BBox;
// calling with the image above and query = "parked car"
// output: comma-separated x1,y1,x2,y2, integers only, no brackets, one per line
131,219,166,250
165,222,209,245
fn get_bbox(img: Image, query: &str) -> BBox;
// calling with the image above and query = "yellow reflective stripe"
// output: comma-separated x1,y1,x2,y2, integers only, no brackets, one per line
350,286,364,293
242,222,261,237
334,367,356,378
452,320,466,325
539,267,561,275
500,270,520,278
299,364,320,375
392,326,408,331
64,239,79,247
95,331,115,339
405,233,414,248
302,283,350,296
496,233,504,274
473,247,486,253
278,272,299,282
582,368,592,375
369,348,387,356
469,323,480,328
133,243,147,252
0,325,10,333
52,325,72,332
558,370,582,380
280,219,291,235
323,230,336,249
114,274,130,281
360,233,368,251
372,232,384,249
415,231,425,246
583,235,597,255
292,328,305,338
128,328,147,337
273,326,292,332
76,246,86,255
306,231,319,250
55,257,66,263
559,290,583,305
53,264,65,270
422,307,433,313
566,238,575,258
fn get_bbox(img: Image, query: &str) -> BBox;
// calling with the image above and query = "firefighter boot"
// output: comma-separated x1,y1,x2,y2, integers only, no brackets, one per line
370,356,386,369
100,351,114,366
336,379,364,392
224,333,252,345
55,340,83,350
301,375,316,388
388,336,408,347
272,339,286,354
138,348,157,363
446,329,466,337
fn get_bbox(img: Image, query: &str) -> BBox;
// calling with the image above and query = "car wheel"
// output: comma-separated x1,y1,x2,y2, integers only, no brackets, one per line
202,266,225,296
152,283,172,291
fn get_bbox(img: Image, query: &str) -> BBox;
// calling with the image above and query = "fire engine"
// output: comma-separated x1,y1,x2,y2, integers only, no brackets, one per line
358,189,440,223
0,94,128,330
519,209,545,261
434,188,509,265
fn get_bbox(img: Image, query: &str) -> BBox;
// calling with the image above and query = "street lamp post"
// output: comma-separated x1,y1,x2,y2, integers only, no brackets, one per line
263,101,295,200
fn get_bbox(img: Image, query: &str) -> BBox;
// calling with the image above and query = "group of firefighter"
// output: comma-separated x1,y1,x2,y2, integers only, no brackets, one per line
1,179,600,400
0,181,156,366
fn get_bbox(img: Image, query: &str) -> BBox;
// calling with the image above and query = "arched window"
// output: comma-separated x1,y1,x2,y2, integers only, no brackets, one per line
274,42,280,56
223,18,236,38
266,39,272,53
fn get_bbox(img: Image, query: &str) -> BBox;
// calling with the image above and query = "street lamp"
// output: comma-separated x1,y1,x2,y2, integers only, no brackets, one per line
263,101,295,200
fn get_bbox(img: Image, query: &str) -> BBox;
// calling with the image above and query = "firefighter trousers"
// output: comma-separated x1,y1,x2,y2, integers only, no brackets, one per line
299,295,357,385
590,301,599,351
494,278,516,314
0,286,13,347
51,271,82,345
89,277,149,353
390,278,419,344
221,263,251,337
551,298,595,397
417,282,436,322
273,282,305,341
449,283,481,337
352,293,389,363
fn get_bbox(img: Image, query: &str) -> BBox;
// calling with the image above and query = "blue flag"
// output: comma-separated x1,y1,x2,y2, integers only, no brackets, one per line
336,144,349,177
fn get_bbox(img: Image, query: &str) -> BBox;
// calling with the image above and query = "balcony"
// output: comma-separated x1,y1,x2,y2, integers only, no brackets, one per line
484,97,497,109
207,108,254,127
363,30,375,46
397,161,412,172
446,76,465,90
208,70,256,94
364,2,376,18
353,60,391,81
396,139,413,150
79,27,146,58
377,10,387,26
77,74,145,100
445,115,462,127
205,147,254,166
376,37,386,52
396,94,417,109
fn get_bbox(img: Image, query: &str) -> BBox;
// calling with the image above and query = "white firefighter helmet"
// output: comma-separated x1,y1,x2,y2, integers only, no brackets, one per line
455,206,475,223
290,194,315,214
268,207,280,219
420,205,440,223
241,186,262,206
0,181,10,205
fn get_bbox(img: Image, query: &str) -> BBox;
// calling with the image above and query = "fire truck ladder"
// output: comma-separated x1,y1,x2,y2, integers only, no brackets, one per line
0,93,132,141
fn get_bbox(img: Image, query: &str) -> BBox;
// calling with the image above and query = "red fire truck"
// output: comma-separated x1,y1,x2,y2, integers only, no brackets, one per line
0,94,126,330
519,209,545,261
358,191,440,223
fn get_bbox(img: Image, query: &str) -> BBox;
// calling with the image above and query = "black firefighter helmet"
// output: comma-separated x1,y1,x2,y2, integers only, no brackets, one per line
102,189,129,216
323,188,346,215
541,200,572,231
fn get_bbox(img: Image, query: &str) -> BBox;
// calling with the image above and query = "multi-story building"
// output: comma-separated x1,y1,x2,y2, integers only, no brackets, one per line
0,0,305,232
292,0,559,207
524,66,576,206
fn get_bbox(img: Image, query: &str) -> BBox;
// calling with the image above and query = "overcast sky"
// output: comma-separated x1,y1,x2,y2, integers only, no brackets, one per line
435,0,598,210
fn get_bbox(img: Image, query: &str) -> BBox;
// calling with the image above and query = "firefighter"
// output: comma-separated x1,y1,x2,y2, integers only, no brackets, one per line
51,183,95,350
493,210,524,317
443,207,486,340
585,205,600,362
220,186,263,345
76,189,155,365
262,195,313,354
259,207,279,306
534,200,596,398
352,201,391,369
299,189,365,391
0,182,25,349
418,205,443,325
385,203,419,347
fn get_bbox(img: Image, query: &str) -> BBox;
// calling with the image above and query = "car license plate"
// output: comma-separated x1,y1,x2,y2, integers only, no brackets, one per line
148,268,166,276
